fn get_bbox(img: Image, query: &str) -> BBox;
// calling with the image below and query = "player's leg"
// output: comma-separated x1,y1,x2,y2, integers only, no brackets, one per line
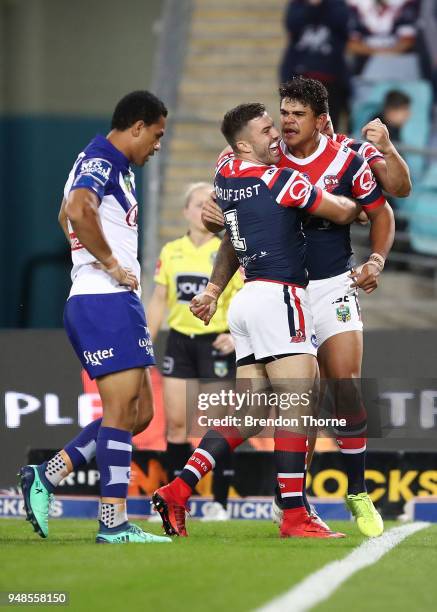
19,366,155,539
163,377,193,479
153,287,269,536
135,367,155,433
198,333,237,520
161,330,196,483
152,362,269,535
94,367,169,543
266,354,344,539
318,330,383,536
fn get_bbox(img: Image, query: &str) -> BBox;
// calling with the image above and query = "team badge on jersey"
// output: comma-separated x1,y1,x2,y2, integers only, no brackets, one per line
324,175,339,190
79,158,112,186
336,304,351,322
214,360,229,378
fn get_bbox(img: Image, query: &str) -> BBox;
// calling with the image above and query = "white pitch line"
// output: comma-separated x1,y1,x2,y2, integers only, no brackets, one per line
256,522,430,612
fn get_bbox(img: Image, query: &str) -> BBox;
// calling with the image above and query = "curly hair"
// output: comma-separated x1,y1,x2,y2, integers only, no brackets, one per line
111,91,168,130
279,76,329,117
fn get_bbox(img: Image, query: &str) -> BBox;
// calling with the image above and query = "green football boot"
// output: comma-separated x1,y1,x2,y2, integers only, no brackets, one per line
346,492,384,537
96,522,172,544
19,465,53,538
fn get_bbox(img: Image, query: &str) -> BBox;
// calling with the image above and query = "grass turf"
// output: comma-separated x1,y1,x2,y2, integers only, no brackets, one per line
0,519,435,611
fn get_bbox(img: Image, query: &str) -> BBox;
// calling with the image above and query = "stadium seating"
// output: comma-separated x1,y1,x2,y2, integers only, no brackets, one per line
407,186,437,256
351,80,433,181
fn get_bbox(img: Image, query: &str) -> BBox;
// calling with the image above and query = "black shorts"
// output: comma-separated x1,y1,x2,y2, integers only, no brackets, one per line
162,329,236,379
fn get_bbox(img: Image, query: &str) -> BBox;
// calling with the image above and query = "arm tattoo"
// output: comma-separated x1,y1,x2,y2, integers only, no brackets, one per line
210,232,240,292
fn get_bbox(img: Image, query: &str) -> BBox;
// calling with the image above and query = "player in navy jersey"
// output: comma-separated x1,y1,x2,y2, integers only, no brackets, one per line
18,91,171,544
197,78,396,538
323,115,411,199
152,102,362,539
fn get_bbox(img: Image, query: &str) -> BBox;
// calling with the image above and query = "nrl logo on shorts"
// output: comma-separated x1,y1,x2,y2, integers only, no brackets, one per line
336,304,351,322
214,360,229,378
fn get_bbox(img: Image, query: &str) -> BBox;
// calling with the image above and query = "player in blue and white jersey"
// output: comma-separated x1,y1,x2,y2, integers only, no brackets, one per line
19,91,171,544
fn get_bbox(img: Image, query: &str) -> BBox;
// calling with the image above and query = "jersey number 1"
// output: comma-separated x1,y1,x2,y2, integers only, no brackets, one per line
224,209,246,251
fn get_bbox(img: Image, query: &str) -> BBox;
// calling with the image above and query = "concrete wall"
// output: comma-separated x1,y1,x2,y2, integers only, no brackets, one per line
0,0,163,327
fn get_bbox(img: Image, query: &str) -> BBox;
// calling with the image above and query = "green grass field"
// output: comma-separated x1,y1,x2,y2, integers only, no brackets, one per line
0,519,436,611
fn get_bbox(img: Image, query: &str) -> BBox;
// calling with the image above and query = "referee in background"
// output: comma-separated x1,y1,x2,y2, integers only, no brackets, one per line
148,182,243,520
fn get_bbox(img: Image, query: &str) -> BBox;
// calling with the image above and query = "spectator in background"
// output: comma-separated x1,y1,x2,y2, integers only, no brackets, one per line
417,0,437,97
347,0,421,80
280,0,351,128
374,90,411,142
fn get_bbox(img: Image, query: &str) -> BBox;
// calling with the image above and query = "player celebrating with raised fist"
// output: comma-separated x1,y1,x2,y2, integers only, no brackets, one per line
198,77,397,538
153,102,362,539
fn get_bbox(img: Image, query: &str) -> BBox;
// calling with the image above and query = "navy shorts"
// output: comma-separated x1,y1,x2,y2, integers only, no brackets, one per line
64,291,155,379
162,329,236,379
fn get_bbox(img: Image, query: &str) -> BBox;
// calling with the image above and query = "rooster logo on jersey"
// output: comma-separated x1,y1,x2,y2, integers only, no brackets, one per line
324,175,339,191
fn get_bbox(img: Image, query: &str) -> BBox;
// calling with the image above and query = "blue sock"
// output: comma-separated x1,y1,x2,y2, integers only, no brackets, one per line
64,417,102,468
37,418,103,493
96,427,132,529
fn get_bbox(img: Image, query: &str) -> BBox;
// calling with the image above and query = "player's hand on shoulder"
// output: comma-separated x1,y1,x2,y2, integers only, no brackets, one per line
348,262,380,294
361,118,392,155
201,192,225,234
212,333,235,355
190,292,218,325
93,257,139,291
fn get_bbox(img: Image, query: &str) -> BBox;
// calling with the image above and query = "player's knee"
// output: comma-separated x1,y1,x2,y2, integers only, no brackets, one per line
133,403,154,435
167,421,188,443
104,400,139,432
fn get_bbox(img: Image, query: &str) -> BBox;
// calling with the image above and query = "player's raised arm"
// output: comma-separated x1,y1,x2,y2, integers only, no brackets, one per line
65,187,138,290
362,118,412,197
190,233,239,325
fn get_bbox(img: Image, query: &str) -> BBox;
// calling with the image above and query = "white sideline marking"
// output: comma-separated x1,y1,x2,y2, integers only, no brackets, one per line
256,522,430,612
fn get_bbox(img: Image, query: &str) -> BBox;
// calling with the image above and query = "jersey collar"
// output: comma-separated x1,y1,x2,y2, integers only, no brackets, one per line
280,133,328,165
92,134,130,170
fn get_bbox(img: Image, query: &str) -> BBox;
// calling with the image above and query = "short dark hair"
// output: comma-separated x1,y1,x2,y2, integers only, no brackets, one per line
279,76,329,117
221,102,266,149
111,90,168,130
383,90,411,111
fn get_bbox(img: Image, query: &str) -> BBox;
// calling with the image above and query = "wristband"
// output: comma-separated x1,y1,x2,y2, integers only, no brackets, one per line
204,282,222,300
367,253,385,272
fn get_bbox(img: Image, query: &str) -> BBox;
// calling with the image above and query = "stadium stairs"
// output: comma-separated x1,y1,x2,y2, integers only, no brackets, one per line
154,0,437,329
158,0,285,245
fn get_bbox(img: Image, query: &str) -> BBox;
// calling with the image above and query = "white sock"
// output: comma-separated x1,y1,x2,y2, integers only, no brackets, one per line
44,453,69,488
99,502,128,529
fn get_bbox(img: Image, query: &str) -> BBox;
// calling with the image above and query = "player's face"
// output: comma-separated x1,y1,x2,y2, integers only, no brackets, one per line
184,187,213,234
244,113,281,165
280,99,326,150
132,115,166,166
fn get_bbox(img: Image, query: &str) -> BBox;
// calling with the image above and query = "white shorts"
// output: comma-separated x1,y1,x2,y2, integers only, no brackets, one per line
308,271,363,349
227,280,317,363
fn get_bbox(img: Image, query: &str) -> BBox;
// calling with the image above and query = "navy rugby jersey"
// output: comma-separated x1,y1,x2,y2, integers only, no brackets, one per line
278,134,385,280
214,152,322,286
333,133,384,169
